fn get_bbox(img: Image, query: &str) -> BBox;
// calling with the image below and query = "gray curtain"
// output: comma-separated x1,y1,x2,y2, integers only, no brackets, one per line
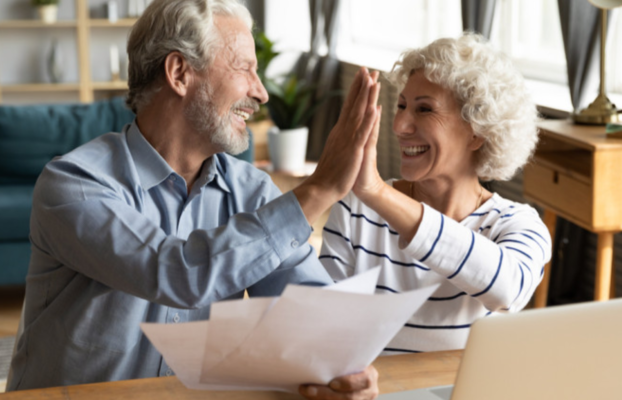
558,0,604,110
461,0,497,38
295,0,343,160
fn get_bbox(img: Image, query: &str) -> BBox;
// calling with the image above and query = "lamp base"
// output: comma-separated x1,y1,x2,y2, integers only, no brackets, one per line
573,93,621,125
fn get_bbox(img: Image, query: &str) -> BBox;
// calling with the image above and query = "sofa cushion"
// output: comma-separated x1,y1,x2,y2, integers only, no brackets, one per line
0,97,135,183
0,185,34,241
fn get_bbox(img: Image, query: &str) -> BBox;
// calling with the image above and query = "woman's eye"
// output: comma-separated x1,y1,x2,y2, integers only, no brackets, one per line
417,106,432,113
397,104,406,110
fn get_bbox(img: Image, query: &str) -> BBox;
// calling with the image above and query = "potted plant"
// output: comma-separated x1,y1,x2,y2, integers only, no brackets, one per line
265,75,336,172
247,29,279,160
32,0,60,24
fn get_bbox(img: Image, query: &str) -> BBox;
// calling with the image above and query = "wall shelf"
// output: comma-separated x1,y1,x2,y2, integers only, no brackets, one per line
89,19,138,28
1,83,81,93
92,81,129,90
0,20,78,28
0,1,136,104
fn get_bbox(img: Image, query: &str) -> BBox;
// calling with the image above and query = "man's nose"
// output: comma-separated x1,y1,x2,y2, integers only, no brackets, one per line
250,73,269,105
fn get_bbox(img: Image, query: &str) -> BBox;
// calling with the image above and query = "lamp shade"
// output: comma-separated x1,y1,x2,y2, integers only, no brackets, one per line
588,0,622,9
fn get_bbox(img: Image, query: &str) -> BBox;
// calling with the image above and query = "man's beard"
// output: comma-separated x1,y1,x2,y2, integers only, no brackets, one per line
184,82,258,155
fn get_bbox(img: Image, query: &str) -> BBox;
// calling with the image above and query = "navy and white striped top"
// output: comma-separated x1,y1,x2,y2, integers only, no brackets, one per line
319,184,552,354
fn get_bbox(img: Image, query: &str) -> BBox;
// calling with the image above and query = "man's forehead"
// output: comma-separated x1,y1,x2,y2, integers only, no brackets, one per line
212,15,255,63
214,15,253,46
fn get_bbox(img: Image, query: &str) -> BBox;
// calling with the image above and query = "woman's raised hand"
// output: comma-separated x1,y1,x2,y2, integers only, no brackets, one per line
353,96,385,202
294,67,381,224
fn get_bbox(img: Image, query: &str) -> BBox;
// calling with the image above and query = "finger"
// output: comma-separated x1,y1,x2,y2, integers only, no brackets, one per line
299,384,378,400
354,82,381,144
340,67,368,120
365,105,382,151
345,74,374,133
370,70,379,84
328,366,375,393
299,385,340,400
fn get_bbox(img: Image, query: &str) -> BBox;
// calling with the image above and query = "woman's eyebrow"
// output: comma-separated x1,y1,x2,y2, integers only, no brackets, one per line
398,94,436,102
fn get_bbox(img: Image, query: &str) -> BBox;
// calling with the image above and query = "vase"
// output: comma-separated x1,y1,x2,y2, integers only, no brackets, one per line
47,40,63,83
267,126,309,172
37,5,58,24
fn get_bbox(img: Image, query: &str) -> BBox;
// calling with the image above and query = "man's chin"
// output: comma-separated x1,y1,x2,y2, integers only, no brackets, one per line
222,131,249,155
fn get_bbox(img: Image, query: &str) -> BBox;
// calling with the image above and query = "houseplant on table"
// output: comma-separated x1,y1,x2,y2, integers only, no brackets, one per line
32,0,59,24
265,75,338,172
265,76,317,173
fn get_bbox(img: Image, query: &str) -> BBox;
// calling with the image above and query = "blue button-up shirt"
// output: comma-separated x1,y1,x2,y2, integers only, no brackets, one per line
9,122,331,391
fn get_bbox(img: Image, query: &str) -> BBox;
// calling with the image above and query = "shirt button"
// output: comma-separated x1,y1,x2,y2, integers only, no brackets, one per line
170,175,176,182
166,369,173,376
173,313,180,323
291,239,299,248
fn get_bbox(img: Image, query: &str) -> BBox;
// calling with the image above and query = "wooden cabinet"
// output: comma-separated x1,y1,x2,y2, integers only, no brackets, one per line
0,0,137,104
524,119,622,305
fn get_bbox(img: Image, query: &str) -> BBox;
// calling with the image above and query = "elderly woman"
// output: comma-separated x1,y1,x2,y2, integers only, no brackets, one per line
319,33,552,354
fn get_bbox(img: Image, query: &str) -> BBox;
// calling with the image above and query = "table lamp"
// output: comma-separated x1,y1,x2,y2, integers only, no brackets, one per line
573,0,622,124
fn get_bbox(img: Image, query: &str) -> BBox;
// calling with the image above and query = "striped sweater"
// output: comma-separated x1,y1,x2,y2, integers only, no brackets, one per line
319,184,552,354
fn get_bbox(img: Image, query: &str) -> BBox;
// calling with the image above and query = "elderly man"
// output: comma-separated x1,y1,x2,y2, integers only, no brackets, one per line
7,0,380,399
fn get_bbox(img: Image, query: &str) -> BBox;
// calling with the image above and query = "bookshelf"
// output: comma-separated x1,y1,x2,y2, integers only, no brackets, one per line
0,0,137,104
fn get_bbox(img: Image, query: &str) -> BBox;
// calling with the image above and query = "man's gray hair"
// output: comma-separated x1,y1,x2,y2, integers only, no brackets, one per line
126,0,253,113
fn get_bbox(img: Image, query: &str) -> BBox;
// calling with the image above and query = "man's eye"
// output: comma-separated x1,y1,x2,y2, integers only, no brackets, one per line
397,104,406,110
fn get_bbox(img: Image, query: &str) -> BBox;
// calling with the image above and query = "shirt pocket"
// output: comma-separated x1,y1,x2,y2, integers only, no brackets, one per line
63,289,151,353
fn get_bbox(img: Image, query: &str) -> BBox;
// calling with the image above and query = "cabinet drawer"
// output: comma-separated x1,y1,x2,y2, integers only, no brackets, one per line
523,162,592,225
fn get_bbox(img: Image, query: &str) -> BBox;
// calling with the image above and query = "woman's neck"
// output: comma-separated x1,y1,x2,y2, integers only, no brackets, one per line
397,176,489,222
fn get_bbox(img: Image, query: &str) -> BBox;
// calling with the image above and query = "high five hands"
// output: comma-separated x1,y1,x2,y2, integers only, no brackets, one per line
294,67,382,226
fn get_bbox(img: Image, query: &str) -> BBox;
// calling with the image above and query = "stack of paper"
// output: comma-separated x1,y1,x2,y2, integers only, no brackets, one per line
141,267,439,393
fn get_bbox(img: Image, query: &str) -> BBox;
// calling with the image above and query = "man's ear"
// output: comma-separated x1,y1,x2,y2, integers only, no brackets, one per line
164,51,193,97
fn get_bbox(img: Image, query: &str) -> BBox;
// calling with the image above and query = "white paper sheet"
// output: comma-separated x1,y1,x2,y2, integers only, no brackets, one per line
141,267,439,393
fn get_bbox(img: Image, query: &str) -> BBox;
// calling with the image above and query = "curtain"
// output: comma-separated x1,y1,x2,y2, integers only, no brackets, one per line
461,0,497,38
295,0,343,160
558,0,604,110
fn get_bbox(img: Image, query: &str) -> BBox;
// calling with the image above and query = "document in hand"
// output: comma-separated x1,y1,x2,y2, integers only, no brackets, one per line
141,267,439,393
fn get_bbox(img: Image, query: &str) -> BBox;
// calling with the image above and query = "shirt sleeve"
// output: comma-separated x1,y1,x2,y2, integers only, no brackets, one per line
401,203,552,312
30,159,331,309
318,195,357,282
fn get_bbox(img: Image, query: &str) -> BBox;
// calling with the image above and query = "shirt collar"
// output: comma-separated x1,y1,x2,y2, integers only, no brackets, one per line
126,122,175,191
126,121,231,193
209,154,232,194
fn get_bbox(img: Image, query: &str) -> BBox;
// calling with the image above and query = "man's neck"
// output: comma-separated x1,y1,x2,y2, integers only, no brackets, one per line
135,94,217,192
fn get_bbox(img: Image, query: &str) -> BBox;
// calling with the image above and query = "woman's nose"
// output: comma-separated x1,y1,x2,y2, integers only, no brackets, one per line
393,112,415,137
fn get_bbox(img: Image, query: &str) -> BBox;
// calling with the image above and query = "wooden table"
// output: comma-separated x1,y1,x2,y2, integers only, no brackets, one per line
1,350,462,399
524,119,622,305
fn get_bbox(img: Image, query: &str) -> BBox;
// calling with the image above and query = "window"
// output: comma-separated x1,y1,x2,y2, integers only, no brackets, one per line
336,0,462,71
489,0,568,84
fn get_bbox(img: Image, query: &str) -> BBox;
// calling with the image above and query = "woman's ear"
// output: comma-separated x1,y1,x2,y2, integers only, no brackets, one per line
469,134,485,151
164,51,192,97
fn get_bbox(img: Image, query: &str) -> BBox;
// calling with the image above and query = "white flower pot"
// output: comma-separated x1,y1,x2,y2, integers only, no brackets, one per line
267,126,309,173
37,5,58,24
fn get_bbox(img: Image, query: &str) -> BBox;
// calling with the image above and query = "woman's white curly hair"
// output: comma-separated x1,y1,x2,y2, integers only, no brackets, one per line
388,33,539,181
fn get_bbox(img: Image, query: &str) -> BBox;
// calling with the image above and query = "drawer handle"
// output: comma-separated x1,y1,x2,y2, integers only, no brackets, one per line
553,171,559,184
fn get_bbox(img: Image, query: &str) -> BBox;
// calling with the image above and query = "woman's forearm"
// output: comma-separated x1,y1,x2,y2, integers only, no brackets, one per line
359,182,424,244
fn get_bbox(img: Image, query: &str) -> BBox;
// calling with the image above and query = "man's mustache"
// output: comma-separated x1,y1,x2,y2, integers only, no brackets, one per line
232,98,260,113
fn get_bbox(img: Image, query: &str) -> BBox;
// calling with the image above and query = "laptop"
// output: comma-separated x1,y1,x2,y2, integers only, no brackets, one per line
379,298,622,400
